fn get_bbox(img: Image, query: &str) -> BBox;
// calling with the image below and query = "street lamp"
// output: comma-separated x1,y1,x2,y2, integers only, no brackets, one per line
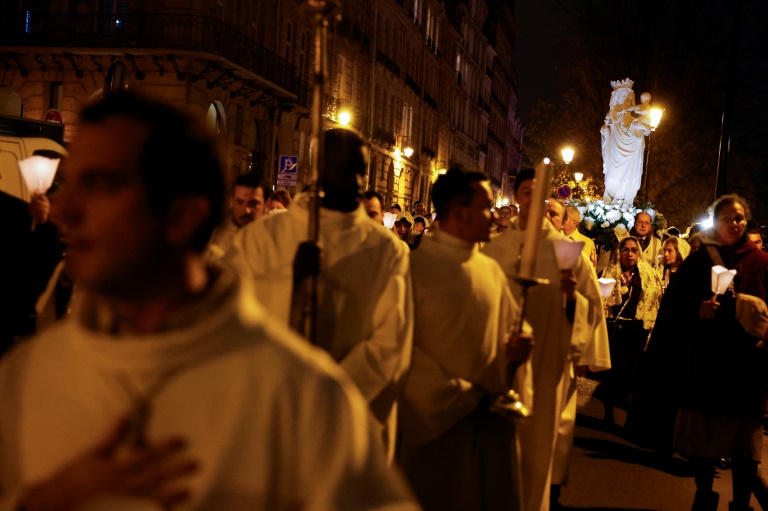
561,147,574,165
650,108,663,131
642,107,664,202
403,146,414,158
338,109,351,126
574,172,584,182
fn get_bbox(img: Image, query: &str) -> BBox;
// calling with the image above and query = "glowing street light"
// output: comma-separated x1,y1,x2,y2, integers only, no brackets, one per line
650,108,663,131
403,146,414,158
561,147,574,165
338,110,351,126
643,106,665,202
574,172,584,182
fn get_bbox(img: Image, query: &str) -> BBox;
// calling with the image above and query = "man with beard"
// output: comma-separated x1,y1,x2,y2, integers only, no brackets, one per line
399,166,530,510
209,172,263,255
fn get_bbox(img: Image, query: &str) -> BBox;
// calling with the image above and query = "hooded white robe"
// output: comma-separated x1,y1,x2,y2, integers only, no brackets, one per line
483,219,610,511
230,193,413,460
0,267,417,511
398,230,523,511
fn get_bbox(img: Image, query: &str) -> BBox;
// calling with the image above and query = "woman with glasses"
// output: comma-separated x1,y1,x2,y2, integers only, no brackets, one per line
597,236,662,427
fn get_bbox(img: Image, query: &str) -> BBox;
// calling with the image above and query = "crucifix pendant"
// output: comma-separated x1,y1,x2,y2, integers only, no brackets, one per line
126,398,151,448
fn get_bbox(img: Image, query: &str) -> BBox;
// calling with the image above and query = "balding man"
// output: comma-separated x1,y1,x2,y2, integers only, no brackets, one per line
563,205,597,271
627,211,662,267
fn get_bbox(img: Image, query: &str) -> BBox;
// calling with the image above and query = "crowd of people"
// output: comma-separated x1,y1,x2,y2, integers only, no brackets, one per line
1,92,768,511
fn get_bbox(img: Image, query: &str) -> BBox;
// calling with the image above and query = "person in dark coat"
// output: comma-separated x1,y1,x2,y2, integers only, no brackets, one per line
628,194,768,511
0,190,62,355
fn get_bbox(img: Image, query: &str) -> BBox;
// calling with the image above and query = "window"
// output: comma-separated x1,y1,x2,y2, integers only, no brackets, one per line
401,104,412,139
206,101,227,137
297,32,307,78
332,54,346,100
284,22,293,63
49,82,63,110
98,0,128,34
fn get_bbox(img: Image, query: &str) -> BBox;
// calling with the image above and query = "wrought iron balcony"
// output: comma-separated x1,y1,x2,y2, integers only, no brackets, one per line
0,12,307,105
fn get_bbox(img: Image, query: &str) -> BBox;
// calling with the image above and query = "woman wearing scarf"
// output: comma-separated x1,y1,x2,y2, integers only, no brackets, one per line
598,236,662,426
631,195,768,511
660,236,691,292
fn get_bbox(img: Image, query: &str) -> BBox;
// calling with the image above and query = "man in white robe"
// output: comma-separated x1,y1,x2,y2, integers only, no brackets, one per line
231,129,413,460
0,93,417,511
483,169,611,511
398,167,530,511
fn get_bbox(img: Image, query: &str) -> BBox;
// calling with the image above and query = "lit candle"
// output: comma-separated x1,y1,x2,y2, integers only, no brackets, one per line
518,159,551,279
19,155,60,195
711,265,736,295
597,278,617,298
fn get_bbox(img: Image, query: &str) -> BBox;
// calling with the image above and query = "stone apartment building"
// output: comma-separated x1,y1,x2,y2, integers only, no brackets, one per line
0,0,523,209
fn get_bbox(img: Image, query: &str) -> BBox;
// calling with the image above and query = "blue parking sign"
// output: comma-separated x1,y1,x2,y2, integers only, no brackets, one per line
279,155,298,174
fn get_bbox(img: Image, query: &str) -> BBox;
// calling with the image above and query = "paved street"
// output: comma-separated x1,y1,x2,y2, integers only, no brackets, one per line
558,393,764,510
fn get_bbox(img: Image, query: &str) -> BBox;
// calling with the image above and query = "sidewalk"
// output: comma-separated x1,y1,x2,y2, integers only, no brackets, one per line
559,395,762,510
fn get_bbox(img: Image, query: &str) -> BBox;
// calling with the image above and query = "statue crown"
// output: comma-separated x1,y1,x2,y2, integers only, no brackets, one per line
610,78,634,90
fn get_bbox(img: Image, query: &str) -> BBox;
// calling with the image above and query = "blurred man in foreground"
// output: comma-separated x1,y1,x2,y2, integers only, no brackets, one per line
0,93,416,511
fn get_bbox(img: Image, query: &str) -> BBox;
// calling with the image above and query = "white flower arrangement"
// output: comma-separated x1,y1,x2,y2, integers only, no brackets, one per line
605,210,622,223
570,198,659,250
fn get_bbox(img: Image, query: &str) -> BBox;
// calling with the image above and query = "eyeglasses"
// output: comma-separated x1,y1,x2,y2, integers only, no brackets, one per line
635,221,651,226
620,247,640,254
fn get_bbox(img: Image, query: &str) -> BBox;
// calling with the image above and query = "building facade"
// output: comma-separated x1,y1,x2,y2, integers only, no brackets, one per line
0,0,523,209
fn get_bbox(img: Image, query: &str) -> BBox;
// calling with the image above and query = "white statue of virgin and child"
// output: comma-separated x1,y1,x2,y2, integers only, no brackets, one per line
601,78,654,205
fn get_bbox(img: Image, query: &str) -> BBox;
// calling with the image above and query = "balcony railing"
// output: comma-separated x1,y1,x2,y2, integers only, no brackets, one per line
1,12,307,105
376,51,401,76
404,74,421,96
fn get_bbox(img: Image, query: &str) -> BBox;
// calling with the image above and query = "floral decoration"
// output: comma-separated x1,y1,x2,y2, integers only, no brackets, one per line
569,198,666,251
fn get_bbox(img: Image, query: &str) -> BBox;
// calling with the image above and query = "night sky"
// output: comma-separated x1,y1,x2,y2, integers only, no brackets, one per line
513,0,768,226
515,0,568,124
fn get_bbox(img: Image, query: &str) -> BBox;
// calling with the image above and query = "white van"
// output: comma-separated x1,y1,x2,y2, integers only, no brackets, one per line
0,116,67,201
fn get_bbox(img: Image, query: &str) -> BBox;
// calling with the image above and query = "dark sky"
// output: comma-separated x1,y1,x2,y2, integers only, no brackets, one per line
512,0,768,225
514,0,569,124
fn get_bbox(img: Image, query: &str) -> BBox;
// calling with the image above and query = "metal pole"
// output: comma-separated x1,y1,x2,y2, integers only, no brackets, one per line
642,132,651,203
367,0,378,189
714,0,743,200
301,0,340,343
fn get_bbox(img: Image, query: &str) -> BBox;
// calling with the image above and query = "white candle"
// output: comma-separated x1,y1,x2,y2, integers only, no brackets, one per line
519,159,551,279
19,155,60,195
